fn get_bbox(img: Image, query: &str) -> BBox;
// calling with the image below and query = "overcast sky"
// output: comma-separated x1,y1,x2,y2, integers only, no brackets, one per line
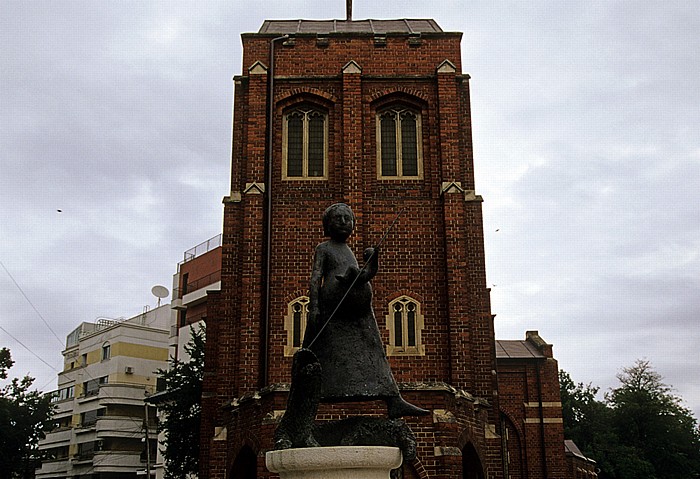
1,1,698,418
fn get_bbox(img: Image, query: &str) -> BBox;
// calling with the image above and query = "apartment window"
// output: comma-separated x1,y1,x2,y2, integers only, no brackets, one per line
81,408,105,427
377,107,422,178
284,296,309,356
83,376,108,397
77,441,96,459
46,445,69,460
52,385,75,403
181,272,189,296
283,107,328,179
101,342,111,361
386,296,425,356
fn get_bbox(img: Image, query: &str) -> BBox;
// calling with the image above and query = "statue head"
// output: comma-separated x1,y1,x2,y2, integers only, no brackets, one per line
322,203,355,239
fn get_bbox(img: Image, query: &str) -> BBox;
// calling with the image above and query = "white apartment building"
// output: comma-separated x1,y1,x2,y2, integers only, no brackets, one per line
36,305,170,479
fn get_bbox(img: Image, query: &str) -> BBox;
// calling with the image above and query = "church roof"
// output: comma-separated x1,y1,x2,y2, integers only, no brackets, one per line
258,19,443,34
495,339,547,359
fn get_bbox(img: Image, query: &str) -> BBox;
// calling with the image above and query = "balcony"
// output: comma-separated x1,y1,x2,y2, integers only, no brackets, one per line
38,428,72,447
174,271,221,299
53,399,75,416
77,383,151,407
96,417,155,439
74,423,97,435
35,458,70,478
92,450,145,471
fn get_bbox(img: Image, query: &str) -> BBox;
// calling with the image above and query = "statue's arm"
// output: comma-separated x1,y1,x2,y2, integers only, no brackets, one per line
359,247,379,282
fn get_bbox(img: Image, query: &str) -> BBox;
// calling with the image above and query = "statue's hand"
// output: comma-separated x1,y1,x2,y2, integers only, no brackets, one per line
363,247,378,262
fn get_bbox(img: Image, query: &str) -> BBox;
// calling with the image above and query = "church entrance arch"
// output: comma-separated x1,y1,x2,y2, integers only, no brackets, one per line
462,443,485,479
229,445,257,479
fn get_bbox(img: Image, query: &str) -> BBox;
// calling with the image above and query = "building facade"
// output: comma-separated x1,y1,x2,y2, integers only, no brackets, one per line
36,306,170,479
148,236,222,479
170,234,221,360
200,17,579,479
495,332,570,479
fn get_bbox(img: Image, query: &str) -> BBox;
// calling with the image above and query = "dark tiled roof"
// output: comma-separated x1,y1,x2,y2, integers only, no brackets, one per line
495,339,546,359
564,440,586,459
258,19,443,34
565,439,596,463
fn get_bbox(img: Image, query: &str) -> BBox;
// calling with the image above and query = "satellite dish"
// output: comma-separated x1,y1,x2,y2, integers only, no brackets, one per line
151,285,169,307
152,285,169,298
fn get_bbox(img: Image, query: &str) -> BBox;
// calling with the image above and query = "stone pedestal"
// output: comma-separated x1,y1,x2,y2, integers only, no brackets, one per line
266,446,402,479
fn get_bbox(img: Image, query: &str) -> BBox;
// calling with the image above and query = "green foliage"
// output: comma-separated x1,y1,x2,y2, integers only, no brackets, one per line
608,360,700,479
560,361,700,479
0,348,54,479
154,327,205,479
0,347,13,379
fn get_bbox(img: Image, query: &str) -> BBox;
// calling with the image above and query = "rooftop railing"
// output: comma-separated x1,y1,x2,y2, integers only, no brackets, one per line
179,233,222,267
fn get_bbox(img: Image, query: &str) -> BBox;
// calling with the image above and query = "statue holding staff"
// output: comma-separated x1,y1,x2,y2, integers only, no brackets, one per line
302,203,428,417
275,203,427,451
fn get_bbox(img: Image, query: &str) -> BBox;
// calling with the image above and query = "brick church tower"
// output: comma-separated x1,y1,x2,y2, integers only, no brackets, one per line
200,16,572,479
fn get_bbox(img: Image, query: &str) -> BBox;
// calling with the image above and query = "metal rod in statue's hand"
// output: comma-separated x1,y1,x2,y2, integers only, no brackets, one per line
305,208,406,349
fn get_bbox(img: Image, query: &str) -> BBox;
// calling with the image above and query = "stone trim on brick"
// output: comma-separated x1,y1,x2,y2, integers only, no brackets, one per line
342,60,362,74
434,446,461,457
369,86,429,103
274,87,337,105
244,182,265,194
441,180,464,194
524,401,563,408
436,59,457,73
524,418,565,424
248,60,268,74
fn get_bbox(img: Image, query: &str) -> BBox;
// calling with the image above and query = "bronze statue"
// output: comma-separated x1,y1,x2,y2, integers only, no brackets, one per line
275,203,426,453
303,203,428,418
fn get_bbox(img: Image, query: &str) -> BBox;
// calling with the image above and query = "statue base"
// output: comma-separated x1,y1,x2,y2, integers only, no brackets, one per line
266,446,402,479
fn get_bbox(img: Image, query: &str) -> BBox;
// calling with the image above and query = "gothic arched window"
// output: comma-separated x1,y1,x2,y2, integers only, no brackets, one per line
284,296,310,356
386,296,425,356
283,107,328,179
377,107,423,179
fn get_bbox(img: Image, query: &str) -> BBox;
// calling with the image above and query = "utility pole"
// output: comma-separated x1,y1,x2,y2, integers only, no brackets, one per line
144,403,151,477
346,0,352,21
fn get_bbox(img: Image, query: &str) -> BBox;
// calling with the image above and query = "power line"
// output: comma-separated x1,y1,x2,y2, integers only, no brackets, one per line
0,261,64,347
0,325,59,373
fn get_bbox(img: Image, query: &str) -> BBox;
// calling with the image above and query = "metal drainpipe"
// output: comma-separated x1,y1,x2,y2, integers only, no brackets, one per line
261,34,288,389
536,360,549,479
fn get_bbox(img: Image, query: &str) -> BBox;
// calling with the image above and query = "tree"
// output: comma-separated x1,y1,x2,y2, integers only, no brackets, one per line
561,361,700,479
0,348,54,479
153,326,205,479
559,370,653,479
607,359,700,479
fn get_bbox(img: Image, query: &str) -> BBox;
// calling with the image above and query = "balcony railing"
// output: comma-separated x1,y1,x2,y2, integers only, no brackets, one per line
38,428,72,447
92,450,145,469
174,270,221,299
35,458,70,476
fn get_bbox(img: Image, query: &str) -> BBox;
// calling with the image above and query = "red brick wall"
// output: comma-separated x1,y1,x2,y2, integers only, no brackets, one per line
200,29,569,479
497,356,568,479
